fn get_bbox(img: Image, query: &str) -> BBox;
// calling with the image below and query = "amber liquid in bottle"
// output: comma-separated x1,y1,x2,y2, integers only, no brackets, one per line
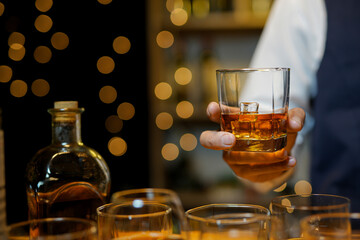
26,101,111,220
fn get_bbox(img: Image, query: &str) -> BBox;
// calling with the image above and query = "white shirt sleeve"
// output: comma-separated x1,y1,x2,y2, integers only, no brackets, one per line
250,0,327,142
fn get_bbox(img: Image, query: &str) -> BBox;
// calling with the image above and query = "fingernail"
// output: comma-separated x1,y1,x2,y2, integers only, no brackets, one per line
222,134,234,146
290,118,302,129
207,108,212,118
288,157,296,167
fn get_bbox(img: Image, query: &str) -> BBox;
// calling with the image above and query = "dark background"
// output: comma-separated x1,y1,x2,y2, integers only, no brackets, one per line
0,0,148,223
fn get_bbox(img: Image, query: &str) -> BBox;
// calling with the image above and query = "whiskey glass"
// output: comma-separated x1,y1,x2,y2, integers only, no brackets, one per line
5,217,97,240
270,194,351,239
97,202,172,240
111,188,187,239
216,68,290,152
301,212,360,240
185,203,283,240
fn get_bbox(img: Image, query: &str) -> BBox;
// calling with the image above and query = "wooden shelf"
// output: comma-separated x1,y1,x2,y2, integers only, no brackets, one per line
164,12,268,32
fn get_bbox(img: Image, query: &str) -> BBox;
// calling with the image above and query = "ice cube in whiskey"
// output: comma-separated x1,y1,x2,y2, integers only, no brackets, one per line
221,102,287,152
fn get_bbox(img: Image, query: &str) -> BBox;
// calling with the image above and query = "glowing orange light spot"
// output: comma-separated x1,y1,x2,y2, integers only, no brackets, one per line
34,14,53,33
108,137,127,156
117,102,135,120
0,65,13,83
10,80,28,98
34,46,52,63
154,82,172,100
176,101,194,119
35,0,53,12
180,133,197,151
105,115,123,133
51,32,69,50
156,31,174,49
31,79,50,97
161,143,179,161
156,112,173,130
97,56,115,74
99,85,117,104
113,36,131,54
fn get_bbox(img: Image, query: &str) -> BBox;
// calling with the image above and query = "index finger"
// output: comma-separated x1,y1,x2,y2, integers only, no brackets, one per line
206,102,221,123
287,107,306,133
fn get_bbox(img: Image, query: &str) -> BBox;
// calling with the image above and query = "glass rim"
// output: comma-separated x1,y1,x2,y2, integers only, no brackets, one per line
111,188,178,199
216,67,290,73
97,202,172,219
271,194,351,210
185,203,270,225
6,217,97,235
300,212,360,232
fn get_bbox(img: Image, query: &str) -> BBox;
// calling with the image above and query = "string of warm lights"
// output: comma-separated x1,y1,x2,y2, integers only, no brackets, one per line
0,0,135,158
153,0,198,162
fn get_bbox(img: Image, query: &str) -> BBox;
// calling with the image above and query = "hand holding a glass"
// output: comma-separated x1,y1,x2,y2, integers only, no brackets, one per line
200,68,305,184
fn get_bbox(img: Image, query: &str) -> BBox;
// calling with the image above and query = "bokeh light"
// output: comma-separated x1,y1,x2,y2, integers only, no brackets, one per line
174,67,192,85
155,112,173,130
281,198,294,213
8,44,25,61
117,102,135,120
97,56,115,74
31,79,50,97
108,137,127,156
105,115,123,133
8,32,25,47
180,133,197,151
51,32,69,50
273,182,287,192
34,14,53,33
113,36,131,54
98,0,112,5
34,46,52,63
0,65,13,83
154,82,172,100
170,8,188,26
0,2,4,16
166,0,183,12
176,101,194,119
156,31,174,48
10,80,27,97
35,0,53,12
161,143,179,161
99,85,117,104
294,180,312,195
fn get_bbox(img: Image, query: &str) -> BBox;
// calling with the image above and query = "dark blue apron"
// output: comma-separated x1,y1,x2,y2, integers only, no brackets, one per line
314,0,360,211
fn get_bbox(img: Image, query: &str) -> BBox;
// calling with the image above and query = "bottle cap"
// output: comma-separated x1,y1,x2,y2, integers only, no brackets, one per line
54,101,78,109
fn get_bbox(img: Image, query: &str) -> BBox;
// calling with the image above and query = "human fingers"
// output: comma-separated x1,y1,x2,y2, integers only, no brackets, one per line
228,156,296,182
286,107,306,152
206,102,221,123
288,107,306,133
200,130,235,150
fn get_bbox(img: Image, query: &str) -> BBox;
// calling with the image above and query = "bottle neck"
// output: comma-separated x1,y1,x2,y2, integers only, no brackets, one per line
49,108,84,146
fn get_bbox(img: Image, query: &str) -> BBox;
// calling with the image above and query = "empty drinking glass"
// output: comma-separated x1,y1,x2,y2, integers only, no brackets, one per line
185,203,282,240
111,188,187,239
301,212,360,240
5,217,97,240
270,194,351,239
97,202,172,240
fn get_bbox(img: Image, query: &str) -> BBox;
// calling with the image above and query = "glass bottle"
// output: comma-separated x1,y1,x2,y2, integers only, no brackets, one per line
25,101,111,220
